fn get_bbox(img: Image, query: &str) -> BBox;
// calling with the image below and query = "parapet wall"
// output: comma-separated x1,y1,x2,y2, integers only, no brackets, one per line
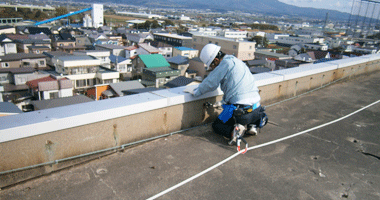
1,54,380,188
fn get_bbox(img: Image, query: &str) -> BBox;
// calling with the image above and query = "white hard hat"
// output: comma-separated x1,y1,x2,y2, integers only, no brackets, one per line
200,44,221,67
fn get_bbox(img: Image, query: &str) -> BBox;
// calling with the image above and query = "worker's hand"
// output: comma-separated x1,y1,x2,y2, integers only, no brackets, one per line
213,100,225,108
183,86,198,95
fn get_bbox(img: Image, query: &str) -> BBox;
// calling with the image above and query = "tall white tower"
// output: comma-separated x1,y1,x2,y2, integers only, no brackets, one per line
83,14,93,27
92,4,104,28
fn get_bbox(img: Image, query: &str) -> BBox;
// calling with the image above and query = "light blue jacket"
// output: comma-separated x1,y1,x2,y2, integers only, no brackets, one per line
194,55,261,105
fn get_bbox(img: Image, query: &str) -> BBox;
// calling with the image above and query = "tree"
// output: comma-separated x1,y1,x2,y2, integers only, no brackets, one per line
55,7,68,17
163,19,174,26
250,36,269,48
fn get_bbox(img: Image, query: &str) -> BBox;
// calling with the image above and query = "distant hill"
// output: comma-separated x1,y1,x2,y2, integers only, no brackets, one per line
72,0,350,21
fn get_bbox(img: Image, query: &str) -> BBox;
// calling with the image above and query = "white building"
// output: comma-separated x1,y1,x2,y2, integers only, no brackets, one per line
219,29,247,40
83,14,92,28
53,55,119,91
277,36,324,46
73,50,111,69
92,4,104,28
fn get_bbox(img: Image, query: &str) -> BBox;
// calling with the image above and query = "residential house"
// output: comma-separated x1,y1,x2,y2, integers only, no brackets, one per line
254,51,292,61
167,55,190,76
125,33,154,46
92,34,119,46
74,35,94,50
86,80,144,100
95,44,126,57
163,76,198,88
109,55,132,80
172,47,199,59
303,43,328,51
0,26,16,34
249,67,272,74
294,51,330,63
188,57,208,80
149,41,173,58
107,81,145,97
14,39,51,53
51,55,119,92
132,54,171,79
125,45,138,59
0,53,47,69
27,46,51,54
137,43,160,55
26,75,73,100
43,51,71,67
51,33,76,51
0,34,17,56
30,95,93,111
0,102,22,116
73,50,111,69
192,33,256,61
153,33,193,48
275,59,309,70
107,34,123,46
142,67,180,88
246,59,267,68
24,27,52,35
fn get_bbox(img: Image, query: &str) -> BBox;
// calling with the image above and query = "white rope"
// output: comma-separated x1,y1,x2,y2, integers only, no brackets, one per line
147,99,380,200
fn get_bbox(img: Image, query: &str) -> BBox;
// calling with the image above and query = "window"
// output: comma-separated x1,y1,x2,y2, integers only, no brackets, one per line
209,41,212,43
40,61,45,65
233,45,237,49
76,79,86,87
249,46,252,49
215,42,218,45
1,63,9,68
49,92,59,99
193,38,197,42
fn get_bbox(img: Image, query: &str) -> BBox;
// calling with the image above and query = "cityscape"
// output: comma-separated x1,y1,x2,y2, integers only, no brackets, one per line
0,0,380,199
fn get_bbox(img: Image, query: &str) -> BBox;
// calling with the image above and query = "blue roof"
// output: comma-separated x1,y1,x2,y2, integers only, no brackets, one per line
109,54,128,64
175,47,196,51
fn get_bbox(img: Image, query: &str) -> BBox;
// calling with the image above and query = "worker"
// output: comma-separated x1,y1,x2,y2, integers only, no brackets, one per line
184,43,264,140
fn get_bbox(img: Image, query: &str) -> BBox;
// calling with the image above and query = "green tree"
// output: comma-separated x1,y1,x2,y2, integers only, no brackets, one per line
250,36,269,48
55,7,68,17
163,19,174,26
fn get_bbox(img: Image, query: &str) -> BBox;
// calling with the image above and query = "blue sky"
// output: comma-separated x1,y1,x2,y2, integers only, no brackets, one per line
278,0,354,13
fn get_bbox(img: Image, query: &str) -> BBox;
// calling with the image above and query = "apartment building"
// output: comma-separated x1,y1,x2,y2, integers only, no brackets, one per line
172,47,199,59
153,33,193,48
73,50,111,69
277,36,325,46
192,34,256,61
52,55,119,92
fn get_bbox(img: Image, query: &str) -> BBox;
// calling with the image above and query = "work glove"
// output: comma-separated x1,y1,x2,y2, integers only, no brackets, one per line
183,86,198,95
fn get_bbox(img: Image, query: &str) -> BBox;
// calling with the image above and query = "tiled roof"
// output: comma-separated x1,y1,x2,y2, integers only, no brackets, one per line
166,55,189,65
26,76,56,89
164,76,195,88
125,45,138,51
109,81,145,96
5,34,29,40
138,43,160,53
31,95,93,110
139,54,170,68
109,54,128,64
0,102,22,114
0,53,47,62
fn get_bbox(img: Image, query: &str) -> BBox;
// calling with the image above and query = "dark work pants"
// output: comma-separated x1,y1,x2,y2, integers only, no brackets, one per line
212,106,263,139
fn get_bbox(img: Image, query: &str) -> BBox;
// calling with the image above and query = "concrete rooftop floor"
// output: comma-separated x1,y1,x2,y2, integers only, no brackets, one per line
1,70,380,200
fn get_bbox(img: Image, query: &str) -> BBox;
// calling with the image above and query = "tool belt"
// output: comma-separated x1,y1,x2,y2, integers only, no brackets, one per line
233,103,260,116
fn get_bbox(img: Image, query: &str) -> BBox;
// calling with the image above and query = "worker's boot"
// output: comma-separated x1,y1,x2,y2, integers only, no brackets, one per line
246,124,257,135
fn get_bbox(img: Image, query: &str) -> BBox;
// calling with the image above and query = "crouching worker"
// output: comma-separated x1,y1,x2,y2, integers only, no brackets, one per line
184,44,267,140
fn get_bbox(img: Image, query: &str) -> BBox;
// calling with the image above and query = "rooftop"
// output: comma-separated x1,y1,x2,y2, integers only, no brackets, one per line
1,69,379,199
139,54,170,68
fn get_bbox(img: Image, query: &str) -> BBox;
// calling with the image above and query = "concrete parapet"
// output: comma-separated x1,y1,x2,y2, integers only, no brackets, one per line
1,55,380,188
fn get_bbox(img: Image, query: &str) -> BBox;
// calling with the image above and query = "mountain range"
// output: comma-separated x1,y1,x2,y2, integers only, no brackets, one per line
75,0,351,21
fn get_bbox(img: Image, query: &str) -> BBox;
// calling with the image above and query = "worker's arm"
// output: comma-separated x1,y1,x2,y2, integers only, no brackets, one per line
194,60,229,97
